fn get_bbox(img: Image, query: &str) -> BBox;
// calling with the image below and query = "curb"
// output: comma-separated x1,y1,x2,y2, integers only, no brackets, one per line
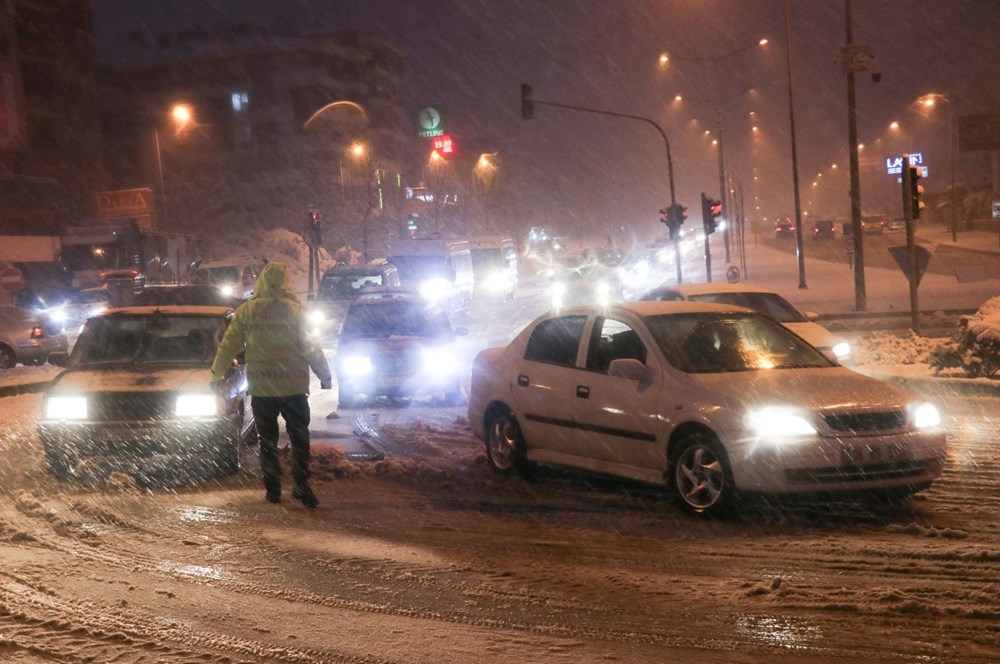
0,380,52,399
855,368,1000,399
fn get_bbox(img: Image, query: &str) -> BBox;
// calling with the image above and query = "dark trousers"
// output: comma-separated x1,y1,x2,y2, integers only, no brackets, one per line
251,394,312,490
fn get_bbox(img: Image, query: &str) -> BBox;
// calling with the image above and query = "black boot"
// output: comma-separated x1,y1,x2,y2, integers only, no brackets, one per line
292,484,318,508
265,480,281,503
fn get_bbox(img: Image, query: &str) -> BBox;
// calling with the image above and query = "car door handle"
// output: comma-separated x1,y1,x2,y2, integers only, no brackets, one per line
517,374,529,387
576,385,590,399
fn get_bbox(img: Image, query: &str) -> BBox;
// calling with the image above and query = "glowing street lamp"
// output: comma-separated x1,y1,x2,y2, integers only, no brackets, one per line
915,92,958,241
154,102,197,229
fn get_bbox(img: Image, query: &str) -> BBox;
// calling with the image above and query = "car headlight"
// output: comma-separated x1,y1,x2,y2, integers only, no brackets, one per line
484,271,508,292
176,393,218,418
46,396,88,420
48,308,67,323
832,342,851,360
746,407,817,437
912,402,941,429
422,347,457,375
419,277,449,301
308,310,325,325
341,355,374,375
219,284,235,297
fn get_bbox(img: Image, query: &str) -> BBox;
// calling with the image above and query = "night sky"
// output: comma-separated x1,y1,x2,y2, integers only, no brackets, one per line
91,0,1000,243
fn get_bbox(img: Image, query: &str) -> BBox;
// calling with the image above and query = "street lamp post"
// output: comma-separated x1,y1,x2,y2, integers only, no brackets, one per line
659,38,767,266
784,0,807,289
917,94,958,242
153,103,194,230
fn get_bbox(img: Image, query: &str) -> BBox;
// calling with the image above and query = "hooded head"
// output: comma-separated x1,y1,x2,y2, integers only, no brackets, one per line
251,262,297,300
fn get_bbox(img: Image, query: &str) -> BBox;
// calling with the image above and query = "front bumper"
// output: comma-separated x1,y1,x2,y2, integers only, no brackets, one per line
729,430,948,495
38,418,232,459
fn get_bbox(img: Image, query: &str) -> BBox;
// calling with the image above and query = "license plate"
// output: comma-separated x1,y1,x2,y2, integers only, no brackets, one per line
841,443,910,466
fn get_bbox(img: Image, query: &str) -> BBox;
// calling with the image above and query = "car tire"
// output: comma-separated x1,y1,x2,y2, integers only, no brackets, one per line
0,345,16,369
485,406,533,478
669,432,736,517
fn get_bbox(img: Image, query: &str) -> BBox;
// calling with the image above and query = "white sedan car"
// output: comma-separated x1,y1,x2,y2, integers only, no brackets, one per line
636,282,852,361
468,302,947,516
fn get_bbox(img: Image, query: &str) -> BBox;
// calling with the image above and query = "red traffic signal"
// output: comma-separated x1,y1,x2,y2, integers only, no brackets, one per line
701,193,722,234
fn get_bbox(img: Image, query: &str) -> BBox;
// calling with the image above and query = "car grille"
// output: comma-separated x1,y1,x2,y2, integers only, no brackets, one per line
88,391,176,421
823,410,906,434
786,460,932,485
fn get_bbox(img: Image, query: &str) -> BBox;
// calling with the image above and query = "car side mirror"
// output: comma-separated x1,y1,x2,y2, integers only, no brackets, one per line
804,311,819,321
608,358,646,382
48,351,70,368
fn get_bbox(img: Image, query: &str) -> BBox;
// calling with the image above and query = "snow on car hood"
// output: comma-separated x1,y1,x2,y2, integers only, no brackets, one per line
781,321,845,351
688,366,913,413
49,367,214,394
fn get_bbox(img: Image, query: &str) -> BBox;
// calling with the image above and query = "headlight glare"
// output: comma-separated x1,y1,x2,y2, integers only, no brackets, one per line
46,396,88,420
342,355,374,375
422,347,457,375
832,342,851,359
176,394,218,417
308,310,325,325
746,407,817,437
419,277,449,301
913,402,941,429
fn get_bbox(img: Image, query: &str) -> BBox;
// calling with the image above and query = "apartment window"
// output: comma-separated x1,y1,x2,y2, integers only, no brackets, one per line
231,92,249,113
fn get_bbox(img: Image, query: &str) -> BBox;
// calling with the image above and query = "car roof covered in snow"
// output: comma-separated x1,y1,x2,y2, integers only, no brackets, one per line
98,305,235,317
646,282,784,297
551,300,754,319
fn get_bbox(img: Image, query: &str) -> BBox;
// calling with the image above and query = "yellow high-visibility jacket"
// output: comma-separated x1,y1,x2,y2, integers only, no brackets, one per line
211,262,331,396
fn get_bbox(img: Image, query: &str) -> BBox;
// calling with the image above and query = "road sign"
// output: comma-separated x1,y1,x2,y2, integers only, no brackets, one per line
0,265,22,291
843,236,854,254
888,244,934,287
415,107,445,139
94,188,153,218
726,265,740,283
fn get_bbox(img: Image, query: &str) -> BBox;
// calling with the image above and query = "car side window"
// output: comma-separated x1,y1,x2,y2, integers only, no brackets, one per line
654,291,684,302
524,315,586,367
586,317,647,373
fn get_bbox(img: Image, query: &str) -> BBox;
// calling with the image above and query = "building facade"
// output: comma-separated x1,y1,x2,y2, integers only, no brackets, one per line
99,28,410,254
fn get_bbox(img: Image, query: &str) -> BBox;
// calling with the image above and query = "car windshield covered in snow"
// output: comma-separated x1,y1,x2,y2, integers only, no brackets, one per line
646,312,831,373
683,291,808,323
71,313,225,365
341,300,451,339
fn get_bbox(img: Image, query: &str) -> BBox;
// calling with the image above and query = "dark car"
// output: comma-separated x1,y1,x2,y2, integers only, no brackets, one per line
774,219,795,238
861,217,886,235
336,291,467,407
811,220,836,239
308,262,401,340
38,305,255,481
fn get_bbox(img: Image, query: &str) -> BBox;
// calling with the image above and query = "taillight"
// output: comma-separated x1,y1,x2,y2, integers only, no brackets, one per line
31,325,44,339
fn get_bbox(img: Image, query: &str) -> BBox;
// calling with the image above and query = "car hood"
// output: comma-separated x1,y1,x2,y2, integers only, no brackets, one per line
49,366,213,394
687,366,914,413
782,321,845,351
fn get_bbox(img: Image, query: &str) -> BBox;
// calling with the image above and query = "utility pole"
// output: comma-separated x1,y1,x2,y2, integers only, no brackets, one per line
784,0,806,289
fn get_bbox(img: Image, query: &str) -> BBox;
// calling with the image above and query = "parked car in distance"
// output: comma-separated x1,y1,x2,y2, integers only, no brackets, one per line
886,219,905,233
190,254,268,300
635,282,852,361
774,218,795,238
336,289,468,407
38,305,255,480
308,262,401,339
861,217,886,235
469,236,518,301
811,220,836,239
468,301,947,516
0,305,69,369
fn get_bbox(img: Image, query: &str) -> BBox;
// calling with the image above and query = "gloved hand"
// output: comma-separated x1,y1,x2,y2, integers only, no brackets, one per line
320,378,332,390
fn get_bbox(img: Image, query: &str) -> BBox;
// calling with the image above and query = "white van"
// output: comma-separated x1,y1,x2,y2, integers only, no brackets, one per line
387,238,473,317
469,236,518,301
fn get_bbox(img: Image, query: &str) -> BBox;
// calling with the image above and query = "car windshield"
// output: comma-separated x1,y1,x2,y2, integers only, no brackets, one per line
387,255,446,283
686,291,807,323
190,266,240,285
71,313,225,365
341,301,450,339
644,312,831,374
320,273,384,300
134,287,237,307
471,249,502,271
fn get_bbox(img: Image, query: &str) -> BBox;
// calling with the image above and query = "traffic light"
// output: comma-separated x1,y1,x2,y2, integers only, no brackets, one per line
305,210,322,247
701,193,722,234
669,203,688,228
906,165,925,219
521,83,533,120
